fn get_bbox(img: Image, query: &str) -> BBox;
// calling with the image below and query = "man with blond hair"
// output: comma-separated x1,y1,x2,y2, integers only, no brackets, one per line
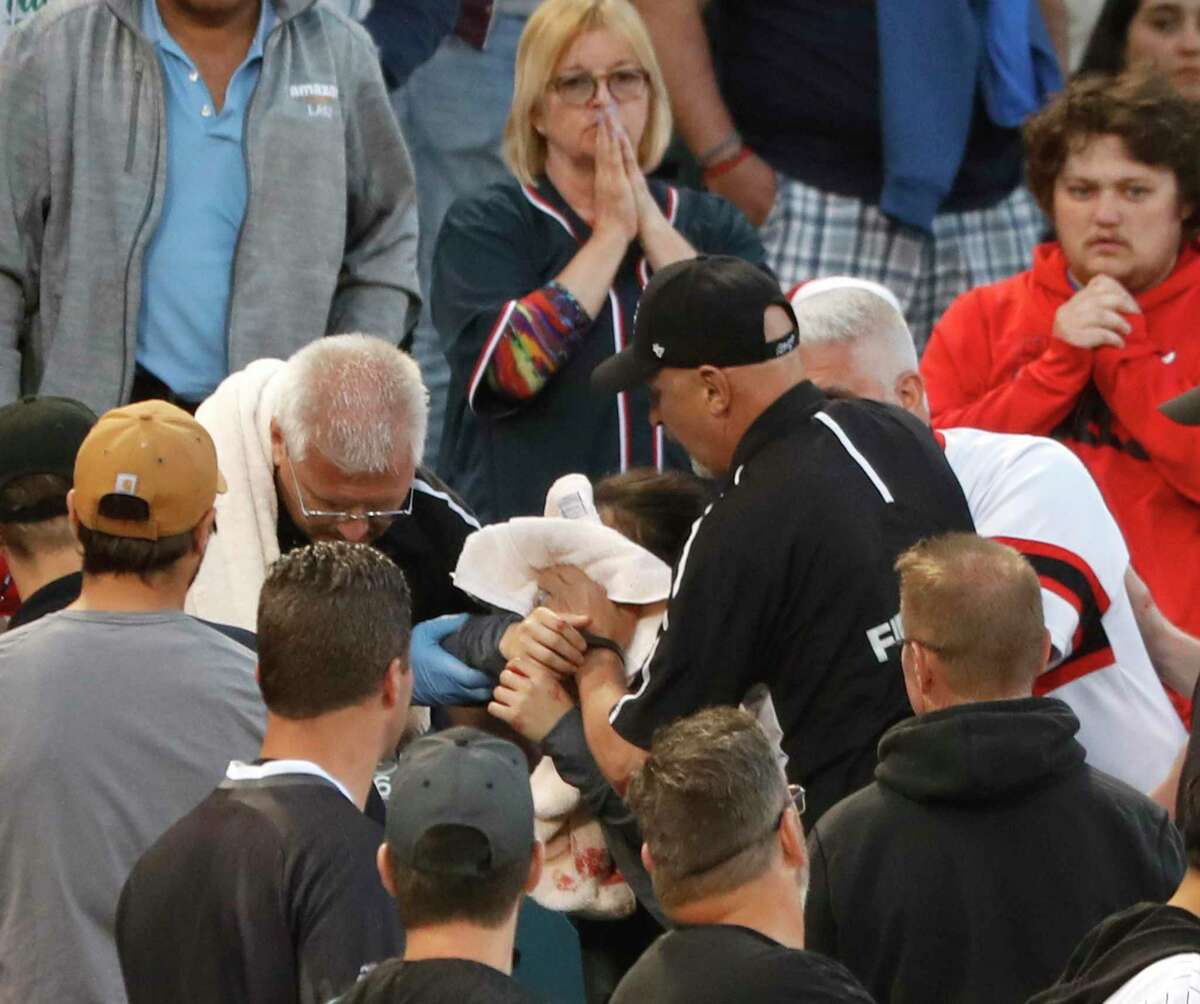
806,533,1183,1004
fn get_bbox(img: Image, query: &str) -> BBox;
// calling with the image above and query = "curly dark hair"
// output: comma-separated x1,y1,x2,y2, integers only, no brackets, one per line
1023,68,1200,240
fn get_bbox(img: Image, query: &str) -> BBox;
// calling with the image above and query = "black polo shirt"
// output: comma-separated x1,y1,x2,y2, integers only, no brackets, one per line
116,770,402,1004
277,465,483,625
610,382,974,824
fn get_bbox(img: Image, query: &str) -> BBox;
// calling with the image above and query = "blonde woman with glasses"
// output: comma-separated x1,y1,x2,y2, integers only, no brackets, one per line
431,0,766,524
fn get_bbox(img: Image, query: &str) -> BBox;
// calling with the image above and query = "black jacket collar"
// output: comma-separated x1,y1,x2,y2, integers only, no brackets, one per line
728,381,827,479
7,572,82,631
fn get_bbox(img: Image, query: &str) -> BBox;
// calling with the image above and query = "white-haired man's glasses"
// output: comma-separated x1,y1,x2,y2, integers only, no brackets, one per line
285,454,413,523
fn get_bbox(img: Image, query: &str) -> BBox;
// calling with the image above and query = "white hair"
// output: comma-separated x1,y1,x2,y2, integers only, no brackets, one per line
273,334,429,474
790,281,919,383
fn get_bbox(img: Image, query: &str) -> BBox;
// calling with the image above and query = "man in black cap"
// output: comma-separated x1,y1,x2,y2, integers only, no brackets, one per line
332,727,544,1003
0,395,96,630
537,255,975,824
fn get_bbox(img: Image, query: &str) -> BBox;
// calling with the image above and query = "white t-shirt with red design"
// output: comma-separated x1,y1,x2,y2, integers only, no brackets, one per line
941,426,1186,793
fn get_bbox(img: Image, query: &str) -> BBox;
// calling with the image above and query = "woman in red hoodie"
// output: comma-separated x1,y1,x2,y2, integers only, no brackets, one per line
922,69,1200,637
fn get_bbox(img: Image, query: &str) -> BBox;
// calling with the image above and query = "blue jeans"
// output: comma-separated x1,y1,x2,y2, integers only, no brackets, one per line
390,13,527,467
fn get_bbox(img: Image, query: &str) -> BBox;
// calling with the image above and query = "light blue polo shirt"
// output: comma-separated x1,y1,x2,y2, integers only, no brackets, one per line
137,0,275,401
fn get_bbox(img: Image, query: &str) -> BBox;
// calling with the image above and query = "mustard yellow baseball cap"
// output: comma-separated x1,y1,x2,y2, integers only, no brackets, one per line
73,400,227,541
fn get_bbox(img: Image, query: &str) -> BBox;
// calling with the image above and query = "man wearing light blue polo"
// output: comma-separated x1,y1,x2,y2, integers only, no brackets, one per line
134,0,275,406
0,0,419,414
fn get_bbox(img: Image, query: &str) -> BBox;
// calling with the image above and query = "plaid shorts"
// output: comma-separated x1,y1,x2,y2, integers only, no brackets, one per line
760,175,1046,353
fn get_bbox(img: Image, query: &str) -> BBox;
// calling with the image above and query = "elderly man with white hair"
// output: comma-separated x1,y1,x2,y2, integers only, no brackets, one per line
790,278,1189,795
188,334,496,708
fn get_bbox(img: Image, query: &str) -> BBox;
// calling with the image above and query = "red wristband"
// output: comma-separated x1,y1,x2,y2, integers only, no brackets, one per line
702,145,754,184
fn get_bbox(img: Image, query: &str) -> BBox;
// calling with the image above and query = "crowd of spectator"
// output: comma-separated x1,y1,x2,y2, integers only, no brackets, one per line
2,0,1200,1001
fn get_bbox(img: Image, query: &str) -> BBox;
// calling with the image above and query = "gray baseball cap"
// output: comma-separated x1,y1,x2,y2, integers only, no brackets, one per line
385,727,534,877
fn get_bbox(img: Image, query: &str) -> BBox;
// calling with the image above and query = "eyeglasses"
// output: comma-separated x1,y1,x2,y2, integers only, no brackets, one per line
285,454,413,523
549,67,650,106
675,783,806,880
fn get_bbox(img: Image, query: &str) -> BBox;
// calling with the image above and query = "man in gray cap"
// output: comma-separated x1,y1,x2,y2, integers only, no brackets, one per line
334,727,544,1003
0,395,96,630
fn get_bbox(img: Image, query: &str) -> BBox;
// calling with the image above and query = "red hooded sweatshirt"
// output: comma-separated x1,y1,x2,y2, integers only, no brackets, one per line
922,241,1200,637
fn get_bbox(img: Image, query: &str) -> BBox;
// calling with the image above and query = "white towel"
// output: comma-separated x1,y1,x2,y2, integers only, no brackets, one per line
186,359,288,631
452,474,672,676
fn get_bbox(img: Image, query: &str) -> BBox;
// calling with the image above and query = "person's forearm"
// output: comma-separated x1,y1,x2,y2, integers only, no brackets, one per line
1151,746,1186,820
543,708,639,837
1127,566,1200,696
1036,0,1069,76
555,227,630,318
631,0,734,157
576,650,648,794
484,283,593,403
639,217,697,273
441,612,521,678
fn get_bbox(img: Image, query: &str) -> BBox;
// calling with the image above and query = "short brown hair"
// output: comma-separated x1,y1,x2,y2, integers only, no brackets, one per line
0,474,75,560
77,524,195,577
256,542,412,719
594,468,713,565
1024,69,1200,240
387,826,530,930
504,0,672,186
896,534,1045,699
627,707,787,911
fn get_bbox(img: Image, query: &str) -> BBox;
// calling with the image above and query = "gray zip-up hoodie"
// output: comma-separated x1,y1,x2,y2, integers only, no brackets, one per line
0,0,420,413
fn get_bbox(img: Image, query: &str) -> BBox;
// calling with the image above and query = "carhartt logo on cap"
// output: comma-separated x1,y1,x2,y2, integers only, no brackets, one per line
114,473,139,495
652,344,665,359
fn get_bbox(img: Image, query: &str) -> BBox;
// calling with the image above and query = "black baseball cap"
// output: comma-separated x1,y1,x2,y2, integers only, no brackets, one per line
0,396,97,523
385,727,534,877
1160,386,1200,426
592,255,797,395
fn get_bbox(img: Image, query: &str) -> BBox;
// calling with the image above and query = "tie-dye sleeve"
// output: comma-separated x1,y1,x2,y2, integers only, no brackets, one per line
485,281,593,401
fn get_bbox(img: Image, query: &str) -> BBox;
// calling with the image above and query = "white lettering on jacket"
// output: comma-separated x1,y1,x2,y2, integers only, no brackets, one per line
866,613,904,664
289,83,339,100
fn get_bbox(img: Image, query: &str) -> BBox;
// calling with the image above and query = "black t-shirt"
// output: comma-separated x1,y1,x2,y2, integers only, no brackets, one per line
276,465,482,625
611,382,974,824
116,773,402,1004
334,957,543,1003
708,0,1023,211
6,571,82,630
611,925,874,1003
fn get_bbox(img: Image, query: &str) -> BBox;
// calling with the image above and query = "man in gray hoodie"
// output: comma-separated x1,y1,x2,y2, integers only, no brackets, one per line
0,0,419,414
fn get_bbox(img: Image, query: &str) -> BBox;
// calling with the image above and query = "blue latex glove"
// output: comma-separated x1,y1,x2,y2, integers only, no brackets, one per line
410,613,495,707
